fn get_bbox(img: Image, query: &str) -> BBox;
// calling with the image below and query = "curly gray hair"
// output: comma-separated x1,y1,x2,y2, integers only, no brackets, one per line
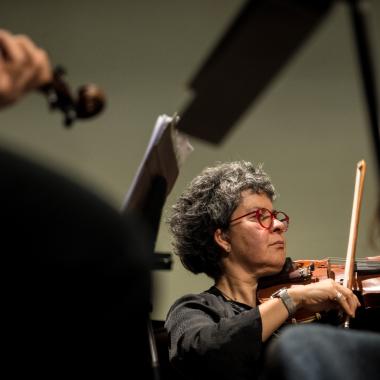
167,161,276,280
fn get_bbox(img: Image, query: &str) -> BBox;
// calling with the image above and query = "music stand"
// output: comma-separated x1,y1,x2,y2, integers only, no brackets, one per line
122,113,193,380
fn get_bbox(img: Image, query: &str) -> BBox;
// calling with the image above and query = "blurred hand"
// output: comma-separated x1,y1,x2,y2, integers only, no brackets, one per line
0,29,52,108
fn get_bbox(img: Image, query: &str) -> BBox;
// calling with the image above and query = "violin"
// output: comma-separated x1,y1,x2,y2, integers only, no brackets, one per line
258,160,380,332
40,65,106,127
257,256,380,330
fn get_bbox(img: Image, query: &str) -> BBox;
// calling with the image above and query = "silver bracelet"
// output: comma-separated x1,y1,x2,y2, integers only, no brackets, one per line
270,287,297,317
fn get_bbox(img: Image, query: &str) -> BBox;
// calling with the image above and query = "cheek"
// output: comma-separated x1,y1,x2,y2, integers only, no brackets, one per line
232,228,268,254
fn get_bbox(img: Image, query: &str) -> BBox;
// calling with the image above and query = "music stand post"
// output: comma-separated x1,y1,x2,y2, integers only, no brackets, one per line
121,114,193,380
143,175,168,380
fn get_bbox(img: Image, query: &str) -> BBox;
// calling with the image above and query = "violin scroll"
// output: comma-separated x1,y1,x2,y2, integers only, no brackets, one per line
41,65,106,127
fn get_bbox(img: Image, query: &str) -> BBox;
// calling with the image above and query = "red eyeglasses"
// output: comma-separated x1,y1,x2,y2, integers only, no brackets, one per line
230,208,289,231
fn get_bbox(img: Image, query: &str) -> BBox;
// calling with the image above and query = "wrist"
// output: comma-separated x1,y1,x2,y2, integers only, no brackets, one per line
270,287,297,317
286,287,303,309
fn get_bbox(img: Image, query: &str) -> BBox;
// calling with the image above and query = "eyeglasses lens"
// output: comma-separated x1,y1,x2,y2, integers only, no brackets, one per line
258,209,289,229
258,209,272,228
275,211,289,229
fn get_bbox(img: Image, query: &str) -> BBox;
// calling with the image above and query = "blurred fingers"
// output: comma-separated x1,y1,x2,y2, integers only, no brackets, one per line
0,30,27,64
16,34,52,88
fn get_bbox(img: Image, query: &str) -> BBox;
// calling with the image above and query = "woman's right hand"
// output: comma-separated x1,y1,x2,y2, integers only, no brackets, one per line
287,279,361,318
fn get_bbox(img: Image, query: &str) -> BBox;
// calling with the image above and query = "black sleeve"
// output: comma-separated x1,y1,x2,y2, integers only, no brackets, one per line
165,293,263,380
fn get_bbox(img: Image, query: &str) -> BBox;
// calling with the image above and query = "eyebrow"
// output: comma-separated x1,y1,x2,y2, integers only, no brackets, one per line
242,206,272,213
233,207,259,216
230,207,261,222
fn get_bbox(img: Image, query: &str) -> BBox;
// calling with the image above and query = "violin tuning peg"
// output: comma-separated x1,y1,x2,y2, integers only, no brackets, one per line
53,65,67,78
63,108,77,127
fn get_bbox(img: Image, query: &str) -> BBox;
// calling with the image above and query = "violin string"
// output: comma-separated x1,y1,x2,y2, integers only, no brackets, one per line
329,257,375,262
330,262,379,270
331,262,379,269
328,257,380,270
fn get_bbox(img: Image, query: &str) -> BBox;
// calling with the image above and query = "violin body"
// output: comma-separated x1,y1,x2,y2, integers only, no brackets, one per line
257,256,380,331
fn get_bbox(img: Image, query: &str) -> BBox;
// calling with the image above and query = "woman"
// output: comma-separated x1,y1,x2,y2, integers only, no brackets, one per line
165,161,360,380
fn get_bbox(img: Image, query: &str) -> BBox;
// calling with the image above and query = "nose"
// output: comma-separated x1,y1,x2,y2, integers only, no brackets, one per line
272,218,287,233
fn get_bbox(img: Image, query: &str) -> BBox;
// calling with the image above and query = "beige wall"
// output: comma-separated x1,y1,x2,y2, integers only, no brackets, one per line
1,1,379,321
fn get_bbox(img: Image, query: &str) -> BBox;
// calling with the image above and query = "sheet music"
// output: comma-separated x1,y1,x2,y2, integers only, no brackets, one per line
122,114,193,212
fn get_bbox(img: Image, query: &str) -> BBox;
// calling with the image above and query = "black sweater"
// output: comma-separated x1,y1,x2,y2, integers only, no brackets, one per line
165,286,267,380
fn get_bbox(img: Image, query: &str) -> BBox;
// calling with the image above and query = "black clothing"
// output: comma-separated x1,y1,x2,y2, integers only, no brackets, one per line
165,286,264,380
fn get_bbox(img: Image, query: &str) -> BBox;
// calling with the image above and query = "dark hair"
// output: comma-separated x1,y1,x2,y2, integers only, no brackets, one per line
167,161,276,280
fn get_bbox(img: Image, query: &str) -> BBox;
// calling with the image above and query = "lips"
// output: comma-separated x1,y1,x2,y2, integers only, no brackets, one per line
270,241,284,246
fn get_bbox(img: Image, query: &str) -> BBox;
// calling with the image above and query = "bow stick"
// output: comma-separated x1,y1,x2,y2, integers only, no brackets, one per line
343,159,367,328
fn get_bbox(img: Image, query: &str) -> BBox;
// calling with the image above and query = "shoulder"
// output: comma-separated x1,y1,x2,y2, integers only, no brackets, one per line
166,289,234,322
169,289,227,310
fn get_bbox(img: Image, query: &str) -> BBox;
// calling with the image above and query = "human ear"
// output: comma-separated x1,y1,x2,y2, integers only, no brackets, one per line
214,228,231,253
